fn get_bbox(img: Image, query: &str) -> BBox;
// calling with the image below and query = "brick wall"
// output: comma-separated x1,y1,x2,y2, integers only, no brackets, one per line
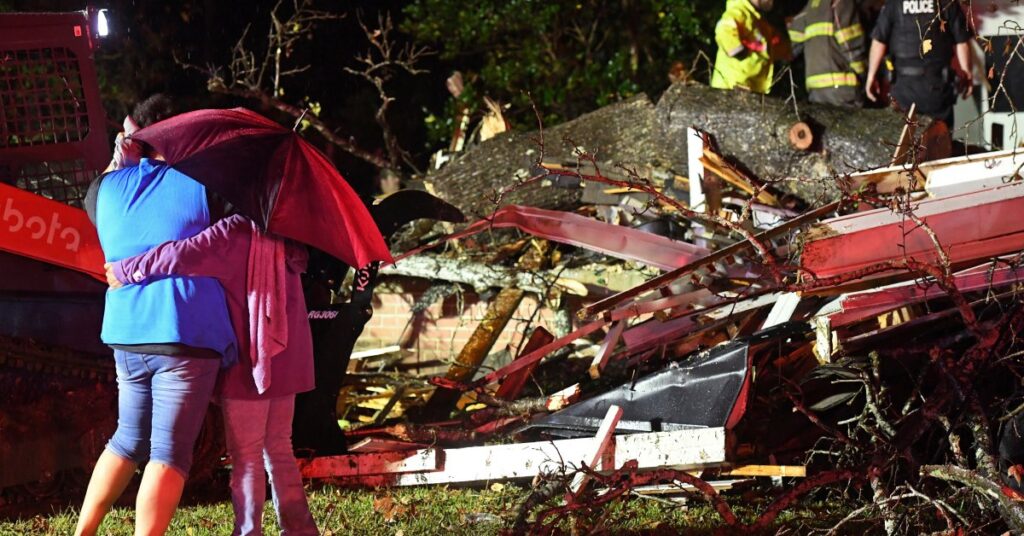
357,279,564,372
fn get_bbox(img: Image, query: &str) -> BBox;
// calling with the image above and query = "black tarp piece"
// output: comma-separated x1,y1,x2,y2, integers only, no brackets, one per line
524,323,808,439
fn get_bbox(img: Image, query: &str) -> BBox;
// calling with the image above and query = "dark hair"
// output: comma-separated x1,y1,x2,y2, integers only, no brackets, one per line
131,93,176,128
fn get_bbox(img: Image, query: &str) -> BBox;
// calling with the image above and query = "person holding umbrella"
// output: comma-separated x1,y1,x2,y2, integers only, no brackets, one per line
105,214,320,536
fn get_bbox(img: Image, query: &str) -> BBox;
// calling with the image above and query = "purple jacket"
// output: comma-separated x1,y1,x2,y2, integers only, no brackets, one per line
113,214,315,400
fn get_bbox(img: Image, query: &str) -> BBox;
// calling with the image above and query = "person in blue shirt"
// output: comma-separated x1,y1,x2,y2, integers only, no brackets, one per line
75,94,237,536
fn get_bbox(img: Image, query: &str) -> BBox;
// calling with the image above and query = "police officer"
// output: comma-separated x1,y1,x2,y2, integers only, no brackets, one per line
864,0,973,125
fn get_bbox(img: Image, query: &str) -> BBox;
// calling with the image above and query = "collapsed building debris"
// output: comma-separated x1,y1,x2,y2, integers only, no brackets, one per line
297,86,1024,532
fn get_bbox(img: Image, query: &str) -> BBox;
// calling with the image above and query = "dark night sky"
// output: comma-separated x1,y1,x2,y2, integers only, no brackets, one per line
8,0,449,194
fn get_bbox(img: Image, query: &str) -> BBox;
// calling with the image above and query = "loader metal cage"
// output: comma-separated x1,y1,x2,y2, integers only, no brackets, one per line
0,12,110,207
1,47,92,148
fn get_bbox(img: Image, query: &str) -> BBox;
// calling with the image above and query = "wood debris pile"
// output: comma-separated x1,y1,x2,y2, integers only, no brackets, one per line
304,109,1024,531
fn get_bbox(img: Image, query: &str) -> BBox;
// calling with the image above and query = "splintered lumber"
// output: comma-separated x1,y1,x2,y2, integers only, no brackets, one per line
700,145,780,206
545,383,582,411
305,427,728,486
847,148,1024,196
717,465,807,478
569,405,624,494
349,438,429,453
580,200,841,319
688,127,711,247
925,148,1024,197
421,287,525,418
800,182,1024,280
300,448,439,479
589,321,626,379
891,103,917,166
494,327,555,401
462,383,582,431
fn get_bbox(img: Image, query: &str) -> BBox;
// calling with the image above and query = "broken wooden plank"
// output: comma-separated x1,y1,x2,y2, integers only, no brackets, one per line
925,148,1024,197
545,383,582,411
891,103,917,166
847,146,1022,195
312,427,728,487
569,405,624,495
300,448,439,479
701,148,779,206
717,464,806,478
589,321,626,379
760,292,801,329
348,438,429,453
801,181,1024,280
688,127,710,247
494,327,555,401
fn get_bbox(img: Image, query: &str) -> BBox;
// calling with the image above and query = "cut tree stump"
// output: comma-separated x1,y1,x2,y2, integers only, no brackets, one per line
788,121,814,150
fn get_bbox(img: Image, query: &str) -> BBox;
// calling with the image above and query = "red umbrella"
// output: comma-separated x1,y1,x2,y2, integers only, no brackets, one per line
131,107,392,268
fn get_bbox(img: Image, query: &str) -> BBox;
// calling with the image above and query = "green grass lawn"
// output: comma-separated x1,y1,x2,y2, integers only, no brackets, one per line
0,481,860,536
0,483,848,535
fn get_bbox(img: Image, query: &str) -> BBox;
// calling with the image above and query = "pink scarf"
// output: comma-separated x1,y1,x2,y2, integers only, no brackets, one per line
247,222,289,394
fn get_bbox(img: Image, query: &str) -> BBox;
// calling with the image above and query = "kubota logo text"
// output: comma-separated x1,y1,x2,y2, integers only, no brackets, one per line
3,197,82,251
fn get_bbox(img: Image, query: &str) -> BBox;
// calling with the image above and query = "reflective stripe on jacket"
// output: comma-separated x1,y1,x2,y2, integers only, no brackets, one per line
789,0,867,94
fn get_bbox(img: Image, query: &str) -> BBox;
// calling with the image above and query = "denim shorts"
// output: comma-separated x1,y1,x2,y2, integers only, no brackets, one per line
106,350,219,477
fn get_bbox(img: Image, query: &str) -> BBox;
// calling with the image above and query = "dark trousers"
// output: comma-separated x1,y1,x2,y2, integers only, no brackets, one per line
809,86,864,108
891,73,956,126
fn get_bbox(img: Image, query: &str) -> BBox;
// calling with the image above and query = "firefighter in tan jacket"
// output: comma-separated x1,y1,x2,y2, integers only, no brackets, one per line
789,0,868,107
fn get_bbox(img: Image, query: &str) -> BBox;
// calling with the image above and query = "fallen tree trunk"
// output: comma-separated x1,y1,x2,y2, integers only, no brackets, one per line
425,94,669,218
655,82,940,203
426,82,940,215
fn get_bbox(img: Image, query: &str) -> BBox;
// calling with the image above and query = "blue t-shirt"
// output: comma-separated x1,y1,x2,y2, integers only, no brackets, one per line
95,159,237,366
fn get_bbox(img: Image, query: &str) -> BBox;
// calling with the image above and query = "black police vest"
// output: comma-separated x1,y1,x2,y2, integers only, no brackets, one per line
889,0,956,69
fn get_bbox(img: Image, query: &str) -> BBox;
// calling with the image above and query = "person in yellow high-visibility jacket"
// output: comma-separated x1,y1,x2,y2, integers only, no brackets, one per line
711,0,791,94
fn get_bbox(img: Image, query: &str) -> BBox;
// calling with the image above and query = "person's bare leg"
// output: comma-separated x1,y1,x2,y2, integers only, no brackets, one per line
133,463,186,536
74,450,138,536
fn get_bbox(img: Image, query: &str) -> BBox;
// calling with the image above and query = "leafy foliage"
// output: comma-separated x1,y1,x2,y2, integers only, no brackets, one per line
403,0,720,129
